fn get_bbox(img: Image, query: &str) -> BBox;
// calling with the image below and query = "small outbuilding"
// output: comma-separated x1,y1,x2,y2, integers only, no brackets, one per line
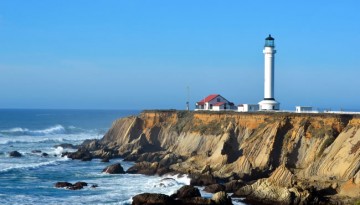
195,94,235,111
238,104,259,112
295,106,313,113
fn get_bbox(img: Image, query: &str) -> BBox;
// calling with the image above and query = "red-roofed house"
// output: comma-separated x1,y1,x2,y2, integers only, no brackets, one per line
195,94,235,111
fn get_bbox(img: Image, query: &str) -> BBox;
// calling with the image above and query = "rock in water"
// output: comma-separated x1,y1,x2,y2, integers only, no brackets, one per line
9,151,22,157
212,191,233,205
101,157,110,163
172,185,201,199
102,163,125,174
190,174,217,186
55,181,88,190
204,184,226,193
126,161,159,175
132,193,173,205
55,182,73,188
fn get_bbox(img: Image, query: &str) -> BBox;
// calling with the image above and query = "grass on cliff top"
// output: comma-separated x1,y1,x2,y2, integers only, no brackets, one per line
142,109,358,119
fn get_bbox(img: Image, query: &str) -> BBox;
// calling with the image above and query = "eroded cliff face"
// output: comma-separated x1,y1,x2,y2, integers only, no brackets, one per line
93,111,360,202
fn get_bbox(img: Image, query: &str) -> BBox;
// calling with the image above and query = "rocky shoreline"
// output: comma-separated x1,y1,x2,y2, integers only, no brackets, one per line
63,110,360,204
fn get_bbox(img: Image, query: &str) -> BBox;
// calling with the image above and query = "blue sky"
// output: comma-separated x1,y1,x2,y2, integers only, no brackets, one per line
0,1,359,110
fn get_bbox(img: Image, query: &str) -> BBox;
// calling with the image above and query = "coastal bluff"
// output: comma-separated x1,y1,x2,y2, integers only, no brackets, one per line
80,110,360,204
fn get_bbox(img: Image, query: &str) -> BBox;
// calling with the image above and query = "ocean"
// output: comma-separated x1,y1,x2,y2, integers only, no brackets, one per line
0,109,246,205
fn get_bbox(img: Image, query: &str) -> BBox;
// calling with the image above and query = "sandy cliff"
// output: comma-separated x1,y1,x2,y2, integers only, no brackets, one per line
84,110,360,204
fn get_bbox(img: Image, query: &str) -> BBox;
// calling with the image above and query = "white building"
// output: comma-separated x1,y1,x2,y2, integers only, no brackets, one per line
238,104,259,112
295,106,313,113
195,94,235,111
258,35,280,110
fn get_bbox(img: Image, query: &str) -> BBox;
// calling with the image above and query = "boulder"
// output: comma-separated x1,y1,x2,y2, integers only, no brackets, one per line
31,150,42,153
190,174,217,186
172,185,201,199
212,191,233,205
54,181,88,190
126,162,159,175
101,157,110,163
55,182,72,188
41,153,49,157
9,151,22,157
102,163,125,174
180,197,215,205
69,181,88,190
132,193,173,205
204,184,226,193
65,149,93,161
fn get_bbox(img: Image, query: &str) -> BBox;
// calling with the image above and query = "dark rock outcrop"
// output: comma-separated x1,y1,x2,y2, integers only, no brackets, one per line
132,186,233,205
63,149,93,161
190,174,217,186
55,182,73,188
101,157,110,163
54,181,88,190
9,151,22,157
102,163,125,174
172,185,201,199
212,191,233,205
41,153,49,157
126,162,159,175
132,193,173,205
204,184,226,193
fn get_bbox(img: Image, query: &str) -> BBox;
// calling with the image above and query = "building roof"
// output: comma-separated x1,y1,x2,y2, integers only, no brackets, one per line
196,94,219,104
213,102,225,106
265,34,274,40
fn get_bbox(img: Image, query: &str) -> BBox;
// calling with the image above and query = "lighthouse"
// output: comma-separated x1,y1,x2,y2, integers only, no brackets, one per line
259,34,280,110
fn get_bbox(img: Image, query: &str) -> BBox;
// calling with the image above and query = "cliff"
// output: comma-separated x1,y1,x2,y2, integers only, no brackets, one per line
83,110,360,204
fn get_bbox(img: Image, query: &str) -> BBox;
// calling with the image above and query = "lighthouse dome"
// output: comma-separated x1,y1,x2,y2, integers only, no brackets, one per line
265,34,275,47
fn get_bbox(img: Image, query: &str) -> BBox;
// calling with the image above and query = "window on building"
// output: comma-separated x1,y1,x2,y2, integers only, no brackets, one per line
217,98,220,102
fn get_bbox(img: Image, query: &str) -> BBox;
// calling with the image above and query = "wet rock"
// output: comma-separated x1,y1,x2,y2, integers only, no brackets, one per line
101,157,110,163
204,184,226,193
172,185,201,199
54,181,88,190
102,163,125,174
126,162,159,175
55,182,73,188
69,181,88,190
41,153,49,157
212,191,233,205
31,150,42,153
180,197,215,205
190,174,217,186
81,139,100,151
9,151,22,157
91,184,98,188
132,193,173,205
65,149,93,161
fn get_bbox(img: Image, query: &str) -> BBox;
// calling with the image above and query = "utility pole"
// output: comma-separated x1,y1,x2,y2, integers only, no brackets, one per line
186,86,190,111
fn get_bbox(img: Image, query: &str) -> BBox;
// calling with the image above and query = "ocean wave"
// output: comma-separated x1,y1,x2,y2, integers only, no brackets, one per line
0,125,66,136
0,158,69,173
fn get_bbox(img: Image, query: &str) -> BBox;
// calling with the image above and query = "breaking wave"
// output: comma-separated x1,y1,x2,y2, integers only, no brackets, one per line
1,125,71,136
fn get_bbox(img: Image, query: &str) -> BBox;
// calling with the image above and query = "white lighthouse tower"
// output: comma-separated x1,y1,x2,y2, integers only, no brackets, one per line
259,34,280,110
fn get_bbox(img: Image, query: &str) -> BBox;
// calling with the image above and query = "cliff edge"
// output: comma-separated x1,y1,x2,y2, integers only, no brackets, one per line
81,110,360,204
